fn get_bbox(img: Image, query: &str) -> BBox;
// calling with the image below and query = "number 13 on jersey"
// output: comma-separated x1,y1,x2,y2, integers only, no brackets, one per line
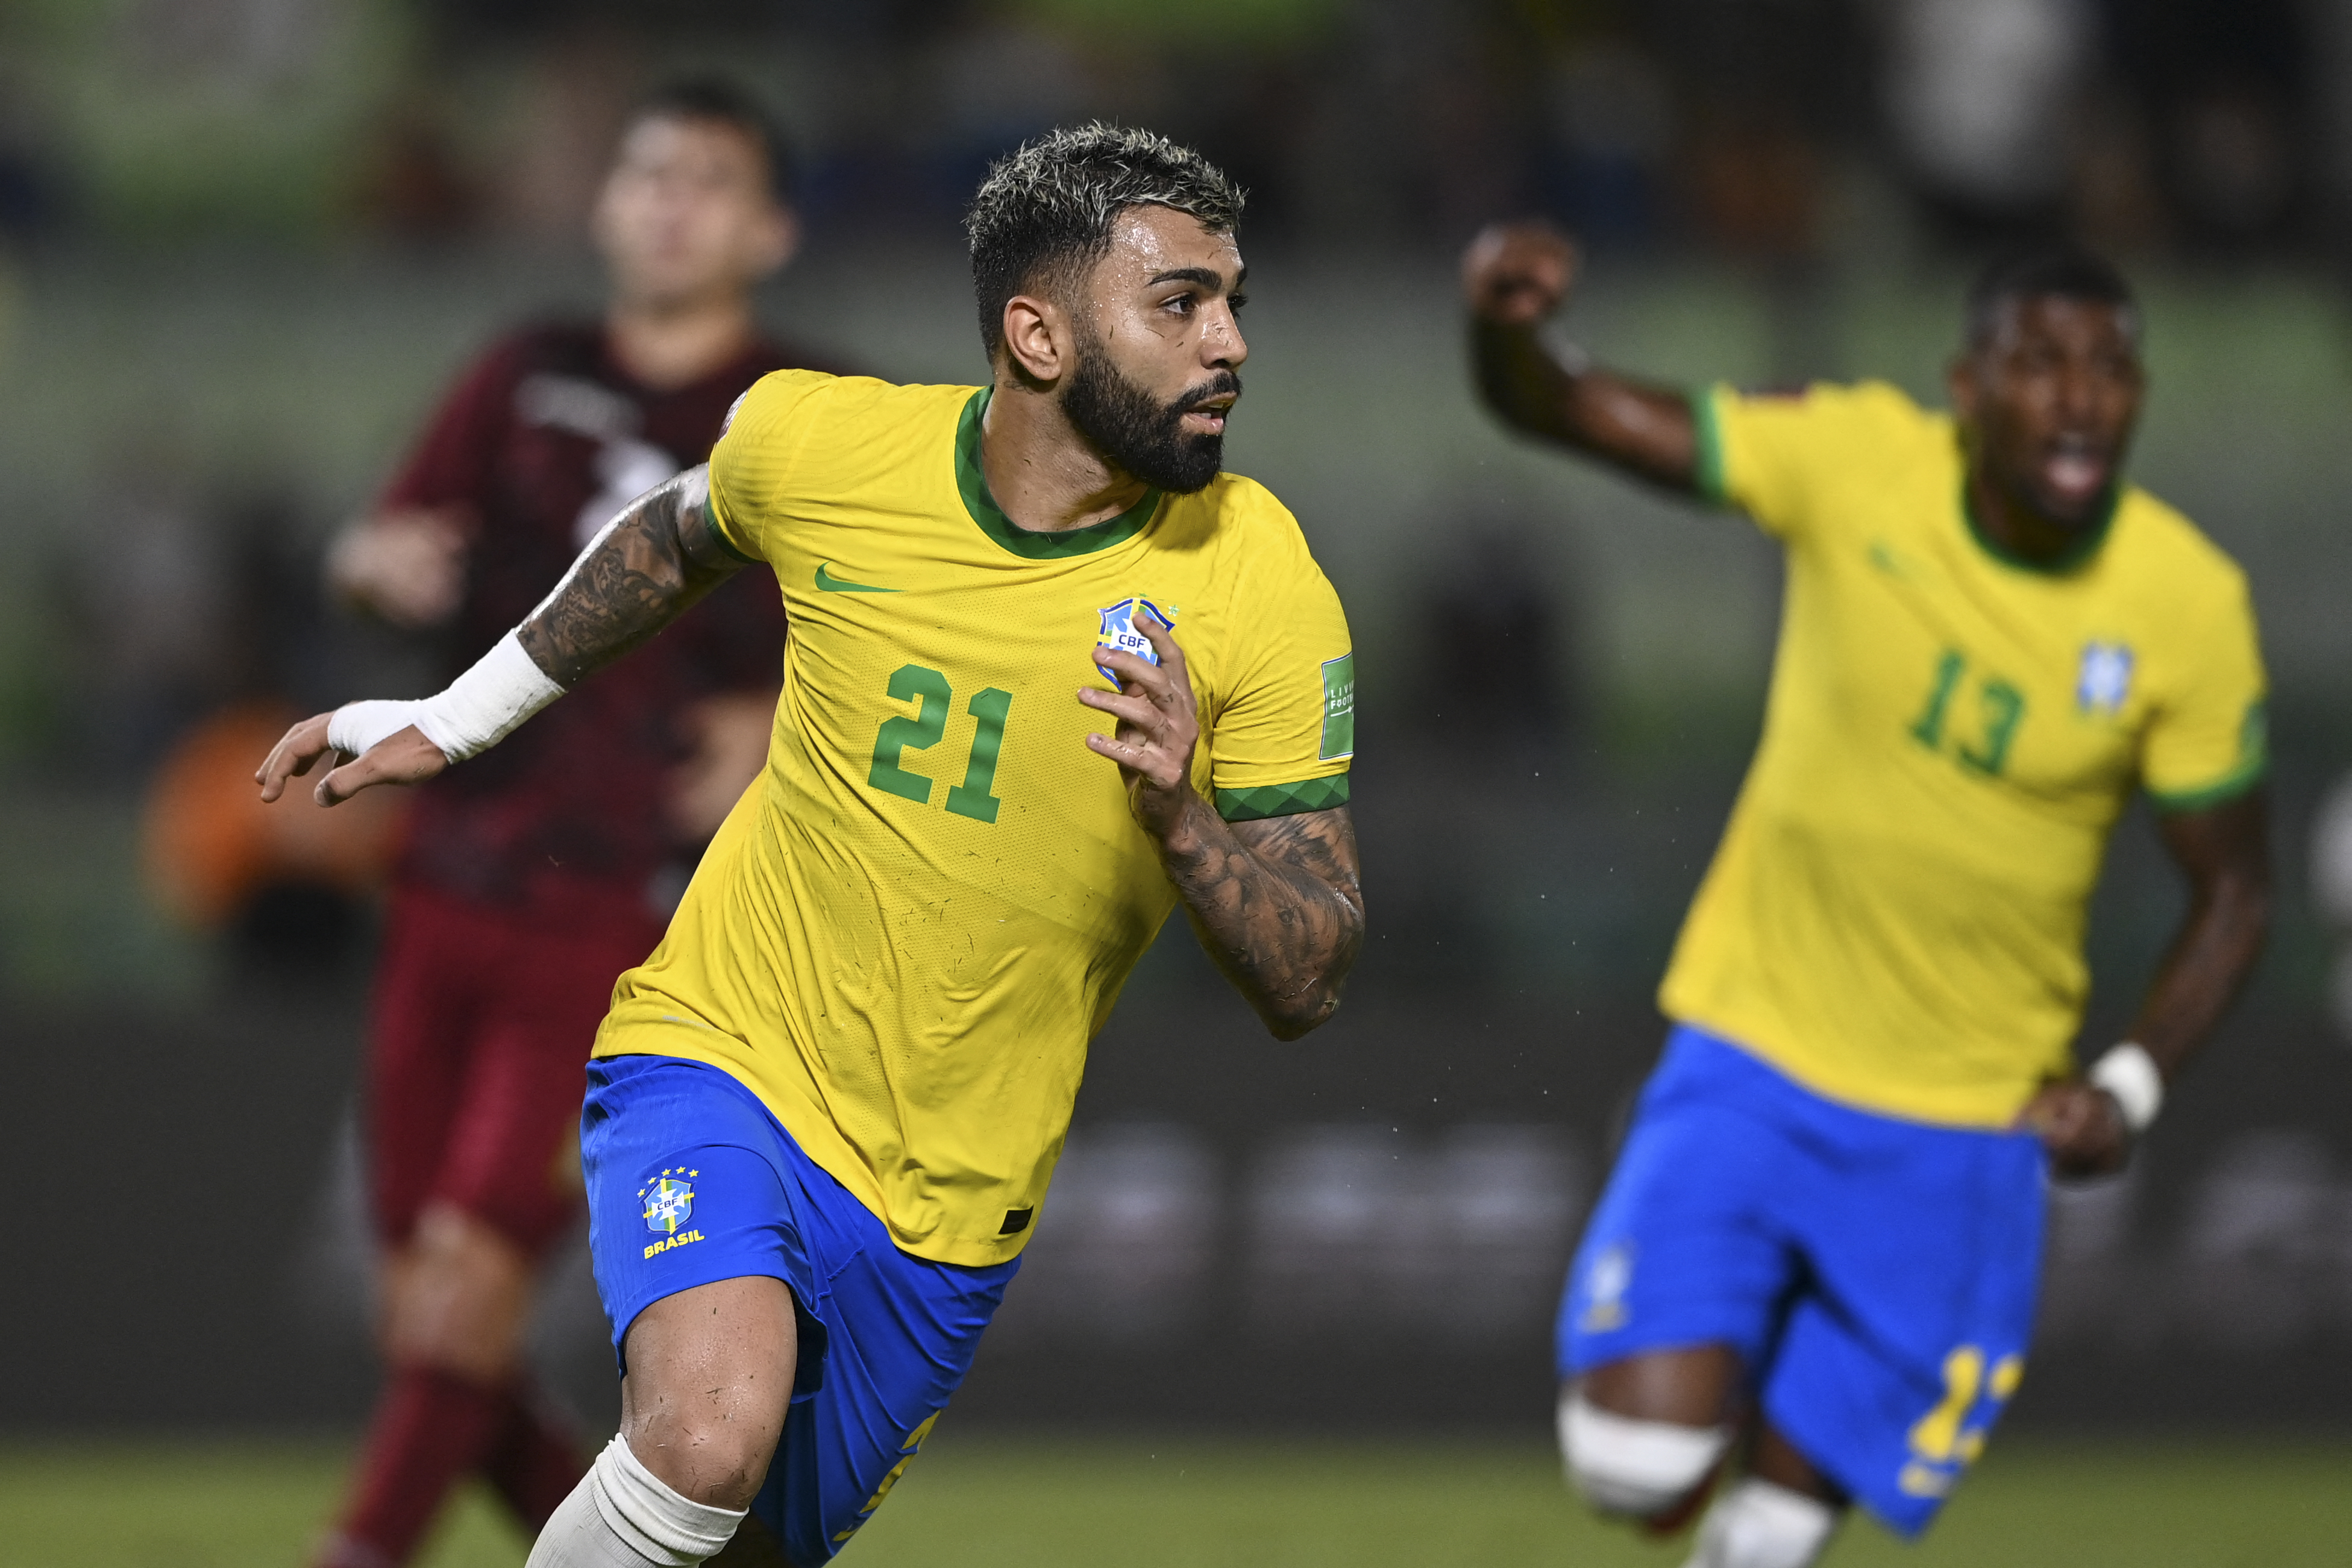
868,663,1013,824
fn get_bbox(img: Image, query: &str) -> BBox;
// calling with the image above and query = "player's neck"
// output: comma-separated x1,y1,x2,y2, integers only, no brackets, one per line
605,292,757,392
977,378,1152,535
1965,468,2103,568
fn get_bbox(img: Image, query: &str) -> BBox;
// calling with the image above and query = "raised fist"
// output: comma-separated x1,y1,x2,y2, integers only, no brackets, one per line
1461,222,1579,328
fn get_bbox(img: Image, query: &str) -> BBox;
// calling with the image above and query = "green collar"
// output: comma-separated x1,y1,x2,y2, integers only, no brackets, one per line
1958,473,2118,575
955,387,1162,559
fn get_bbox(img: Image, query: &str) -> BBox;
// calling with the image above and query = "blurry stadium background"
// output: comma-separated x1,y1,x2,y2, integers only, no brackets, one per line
7,0,2352,1562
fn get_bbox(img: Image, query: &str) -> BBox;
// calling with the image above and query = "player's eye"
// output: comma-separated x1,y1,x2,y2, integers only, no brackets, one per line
1228,292,1250,313
1162,293,1197,316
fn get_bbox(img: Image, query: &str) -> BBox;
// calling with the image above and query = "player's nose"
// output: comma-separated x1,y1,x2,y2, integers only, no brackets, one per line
1205,302,1247,369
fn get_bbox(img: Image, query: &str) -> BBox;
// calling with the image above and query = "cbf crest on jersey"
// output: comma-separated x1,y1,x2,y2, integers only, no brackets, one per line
639,1168,697,1234
1096,597,1176,687
2077,641,2134,715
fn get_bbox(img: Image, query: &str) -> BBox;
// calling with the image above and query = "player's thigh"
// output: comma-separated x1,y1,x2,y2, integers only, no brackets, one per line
1558,1095,1797,1384
583,1079,807,1364
586,1082,812,1506
751,1238,1017,1566
581,1055,1017,1561
1579,1341,1744,1426
437,917,660,1252
365,886,506,1243
1761,1123,2044,1534
620,1275,799,1507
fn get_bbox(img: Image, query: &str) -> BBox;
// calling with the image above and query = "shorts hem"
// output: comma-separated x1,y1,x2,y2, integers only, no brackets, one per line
1764,1391,1939,1539
1561,1323,1765,1380
609,1264,804,1379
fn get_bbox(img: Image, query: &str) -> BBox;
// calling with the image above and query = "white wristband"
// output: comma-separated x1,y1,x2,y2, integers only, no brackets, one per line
325,631,565,765
2089,1042,2164,1134
326,697,424,757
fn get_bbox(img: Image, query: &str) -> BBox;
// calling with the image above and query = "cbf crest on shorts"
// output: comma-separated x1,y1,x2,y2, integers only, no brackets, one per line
1096,597,1176,687
1578,1239,1635,1332
640,1168,697,1234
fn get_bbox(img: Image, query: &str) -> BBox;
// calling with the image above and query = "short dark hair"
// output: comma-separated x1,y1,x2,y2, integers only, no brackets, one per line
1965,246,2137,348
964,122,1246,356
629,77,795,204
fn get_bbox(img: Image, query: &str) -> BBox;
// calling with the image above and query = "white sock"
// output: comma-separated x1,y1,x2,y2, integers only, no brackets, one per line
525,1435,747,1568
1558,1391,1731,1517
1683,1478,1840,1568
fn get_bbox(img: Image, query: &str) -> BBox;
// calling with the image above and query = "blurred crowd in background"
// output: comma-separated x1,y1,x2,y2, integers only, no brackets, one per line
0,0,2339,260
11,0,2352,1433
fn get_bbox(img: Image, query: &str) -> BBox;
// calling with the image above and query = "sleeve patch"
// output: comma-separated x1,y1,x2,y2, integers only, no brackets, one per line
1690,386,1730,506
1217,775,1350,823
704,498,761,565
1319,653,1356,760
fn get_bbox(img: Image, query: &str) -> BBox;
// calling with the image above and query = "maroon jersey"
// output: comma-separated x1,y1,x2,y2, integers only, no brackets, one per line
378,321,823,923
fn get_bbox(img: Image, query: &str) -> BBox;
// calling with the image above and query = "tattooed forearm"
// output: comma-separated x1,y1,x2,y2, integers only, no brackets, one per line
515,465,743,688
1155,800,1364,1039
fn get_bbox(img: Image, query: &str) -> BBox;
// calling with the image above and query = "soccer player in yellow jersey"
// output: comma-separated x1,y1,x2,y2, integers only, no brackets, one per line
259,125,1363,1567
1466,225,2270,1568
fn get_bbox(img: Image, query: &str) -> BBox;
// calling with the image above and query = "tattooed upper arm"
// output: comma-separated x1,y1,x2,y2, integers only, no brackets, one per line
674,465,752,575
516,465,744,689
1229,805,1363,914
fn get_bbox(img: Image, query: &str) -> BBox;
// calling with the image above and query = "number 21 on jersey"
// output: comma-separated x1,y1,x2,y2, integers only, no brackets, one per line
868,664,1012,824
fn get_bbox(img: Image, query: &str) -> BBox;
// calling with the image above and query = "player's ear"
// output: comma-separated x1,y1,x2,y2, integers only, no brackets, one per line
1001,293,1068,386
745,203,798,279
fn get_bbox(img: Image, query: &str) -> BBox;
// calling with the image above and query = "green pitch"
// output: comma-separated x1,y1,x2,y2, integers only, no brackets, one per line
5,1434,2348,1567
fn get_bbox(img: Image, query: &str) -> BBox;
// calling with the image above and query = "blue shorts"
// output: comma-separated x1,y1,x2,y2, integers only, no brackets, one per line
1557,1026,2045,1536
582,1055,1019,1565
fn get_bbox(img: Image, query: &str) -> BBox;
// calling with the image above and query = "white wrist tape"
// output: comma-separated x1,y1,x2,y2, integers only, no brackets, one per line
326,698,425,757
2089,1042,2164,1134
325,631,564,764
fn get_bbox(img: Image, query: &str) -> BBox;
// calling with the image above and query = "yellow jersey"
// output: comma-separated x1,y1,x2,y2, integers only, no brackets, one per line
592,372,1354,1266
1663,380,2266,1127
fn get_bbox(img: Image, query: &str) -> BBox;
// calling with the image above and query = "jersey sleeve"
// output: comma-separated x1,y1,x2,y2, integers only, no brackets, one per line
1206,502,1355,823
705,370,836,564
1695,380,1919,541
2143,568,2268,812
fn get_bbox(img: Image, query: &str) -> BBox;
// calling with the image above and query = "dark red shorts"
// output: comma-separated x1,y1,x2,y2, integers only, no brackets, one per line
367,883,665,1255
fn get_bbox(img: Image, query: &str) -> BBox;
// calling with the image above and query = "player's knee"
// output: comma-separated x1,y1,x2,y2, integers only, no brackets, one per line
618,1277,797,1512
623,1409,777,1513
1688,1479,1840,1568
524,1434,746,1567
383,1208,533,1379
1557,1389,1730,1519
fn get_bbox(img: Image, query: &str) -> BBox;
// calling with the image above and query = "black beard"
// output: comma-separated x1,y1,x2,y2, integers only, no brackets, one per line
1062,345,1238,495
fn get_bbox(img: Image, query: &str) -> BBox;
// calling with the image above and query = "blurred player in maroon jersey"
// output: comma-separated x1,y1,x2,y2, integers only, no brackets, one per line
312,80,839,1568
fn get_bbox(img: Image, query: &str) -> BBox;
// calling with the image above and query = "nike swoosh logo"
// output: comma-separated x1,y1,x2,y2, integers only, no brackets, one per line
815,563,898,594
